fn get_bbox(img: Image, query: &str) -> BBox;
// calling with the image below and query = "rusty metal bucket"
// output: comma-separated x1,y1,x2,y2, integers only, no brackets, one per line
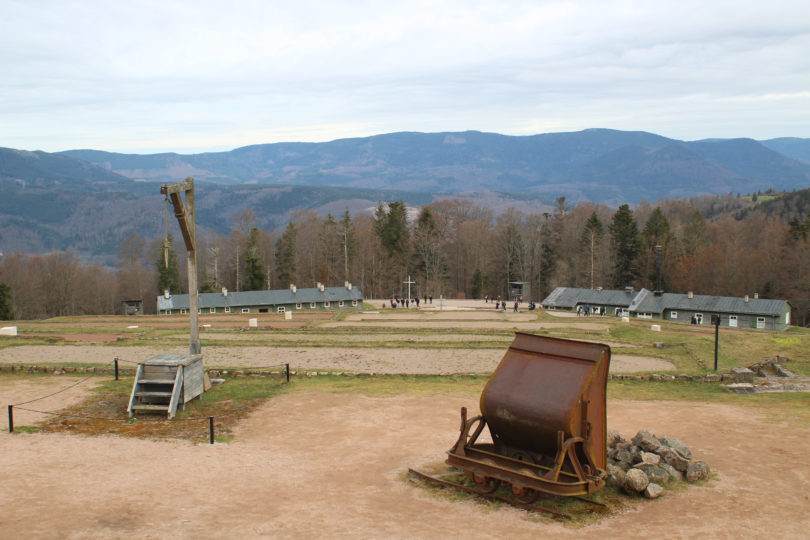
446,332,610,499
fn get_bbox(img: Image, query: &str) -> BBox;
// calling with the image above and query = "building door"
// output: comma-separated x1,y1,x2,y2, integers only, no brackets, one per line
729,315,737,328
757,317,765,329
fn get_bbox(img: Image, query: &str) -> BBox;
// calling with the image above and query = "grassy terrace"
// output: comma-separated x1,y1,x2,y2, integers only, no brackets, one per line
2,307,808,376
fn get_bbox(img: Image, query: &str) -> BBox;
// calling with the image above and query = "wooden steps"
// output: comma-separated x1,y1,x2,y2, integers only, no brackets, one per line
127,363,184,419
127,354,206,420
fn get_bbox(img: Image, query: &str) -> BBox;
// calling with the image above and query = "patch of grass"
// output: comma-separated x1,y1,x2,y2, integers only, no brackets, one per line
294,373,488,398
36,375,290,441
407,465,632,525
11,425,42,433
608,379,810,426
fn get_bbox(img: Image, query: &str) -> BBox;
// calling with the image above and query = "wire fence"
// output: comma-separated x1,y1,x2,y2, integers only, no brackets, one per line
5,357,292,443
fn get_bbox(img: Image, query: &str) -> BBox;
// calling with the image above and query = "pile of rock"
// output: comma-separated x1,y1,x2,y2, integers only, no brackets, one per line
606,429,711,499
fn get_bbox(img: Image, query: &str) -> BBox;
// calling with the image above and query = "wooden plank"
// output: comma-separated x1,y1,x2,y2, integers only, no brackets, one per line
182,359,205,402
167,366,184,419
140,354,201,367
127,364,144,418
137,379,175,385
131,404,170,411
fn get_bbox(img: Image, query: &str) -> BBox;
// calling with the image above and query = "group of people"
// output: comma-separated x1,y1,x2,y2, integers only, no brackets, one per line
484,295,536,312
387,295,433,309
576,304,605,316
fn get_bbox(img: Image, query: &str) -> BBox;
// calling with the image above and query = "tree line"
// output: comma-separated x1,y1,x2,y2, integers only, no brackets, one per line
1,192,808,325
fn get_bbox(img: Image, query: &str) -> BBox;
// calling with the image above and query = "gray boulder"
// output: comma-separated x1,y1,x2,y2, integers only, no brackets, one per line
632,430,663,453
658,436,693,460
644,483,665,499
660,462,683,482
686,461,712,482
658,446,690,472
607,429,625,447
639,451,661,465
606,463,626,487
623,468,649,494
633,464,670,484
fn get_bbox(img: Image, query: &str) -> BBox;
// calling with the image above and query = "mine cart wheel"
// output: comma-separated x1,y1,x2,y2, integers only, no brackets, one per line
472,458,501,493
472,473,501,494
510,485,538,504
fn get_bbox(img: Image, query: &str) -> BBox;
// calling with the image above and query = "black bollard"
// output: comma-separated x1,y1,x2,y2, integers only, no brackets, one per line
8,405,13,433
209,416,214,444
285,363,290,383
114,357,119,380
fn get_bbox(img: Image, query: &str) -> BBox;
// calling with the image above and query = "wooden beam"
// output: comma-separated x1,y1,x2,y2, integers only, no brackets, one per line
160,177,194,195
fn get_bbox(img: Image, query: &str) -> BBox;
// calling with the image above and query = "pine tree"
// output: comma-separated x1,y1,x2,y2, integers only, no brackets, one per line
274,222,297,287
244,227,266,291
340,210,355,282
609,204,641,287
156,233,180,295
579,212,604,289
0,282,14,320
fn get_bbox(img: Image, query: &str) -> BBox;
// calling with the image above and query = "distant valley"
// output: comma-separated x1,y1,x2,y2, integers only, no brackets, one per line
1,128,809,263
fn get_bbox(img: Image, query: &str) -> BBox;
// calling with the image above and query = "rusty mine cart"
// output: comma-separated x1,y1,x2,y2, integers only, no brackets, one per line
411,332,611,513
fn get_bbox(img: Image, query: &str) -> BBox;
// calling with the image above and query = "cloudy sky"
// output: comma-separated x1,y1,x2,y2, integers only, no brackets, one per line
2,0,809,154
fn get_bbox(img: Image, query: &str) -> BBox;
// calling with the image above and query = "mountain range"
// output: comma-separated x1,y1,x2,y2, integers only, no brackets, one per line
1,128,809,262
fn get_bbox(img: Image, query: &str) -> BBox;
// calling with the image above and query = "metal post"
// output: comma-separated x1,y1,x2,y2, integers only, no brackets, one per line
285,363,290,383
8,405,13,433
114,357,119,380
714,315,720,371
209,416,214,444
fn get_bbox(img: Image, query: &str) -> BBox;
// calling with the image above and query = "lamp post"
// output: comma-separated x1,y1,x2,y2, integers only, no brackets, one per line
711,314,720,371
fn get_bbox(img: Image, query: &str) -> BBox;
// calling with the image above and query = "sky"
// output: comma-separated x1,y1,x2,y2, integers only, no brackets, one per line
1,0,809,154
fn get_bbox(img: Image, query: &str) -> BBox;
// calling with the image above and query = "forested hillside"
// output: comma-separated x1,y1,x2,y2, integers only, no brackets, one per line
1,189,808,326
56,129,810,202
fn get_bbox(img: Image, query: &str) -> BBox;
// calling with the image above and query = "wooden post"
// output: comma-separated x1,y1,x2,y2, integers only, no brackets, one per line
161,178,200,355
8,405,13,433
209,416,214,444
285,363,290,383
186,183,200,355
114,357,119,380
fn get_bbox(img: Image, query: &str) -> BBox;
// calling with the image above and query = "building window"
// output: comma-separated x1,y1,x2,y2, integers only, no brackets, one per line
277,306,286,313
209,307,216,313
756,317,765,329
259,308,269,313
339,300,344,307
324,301,331,308
729,315,737,328
637,312,652,319
180,309,187,315
242,308,250,314
296,303,302,309
352,300,358,307
670,311,677,319
198,309,202,314
224,307,231,313
310,302,317,309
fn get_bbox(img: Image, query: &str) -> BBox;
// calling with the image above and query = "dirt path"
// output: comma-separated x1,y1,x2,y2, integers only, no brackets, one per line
0,345,675,373
1,390,807,538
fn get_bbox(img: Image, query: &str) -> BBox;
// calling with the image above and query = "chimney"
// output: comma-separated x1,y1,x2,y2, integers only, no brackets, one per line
221,287,228,297
688,291,693,299
625,286,633,294
319,283,325,292
754,293,759,299
290,284,296,293
744,295,749,303
163,290,170,299
346,282,352,290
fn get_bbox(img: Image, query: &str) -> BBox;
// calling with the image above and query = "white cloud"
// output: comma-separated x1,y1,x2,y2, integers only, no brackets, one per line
1,0,809,152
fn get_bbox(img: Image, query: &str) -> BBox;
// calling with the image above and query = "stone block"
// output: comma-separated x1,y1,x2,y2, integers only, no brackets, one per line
731,367,754,384
644,483,665,499
0,326,18,336
623,468,649,494
686,461,711,482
